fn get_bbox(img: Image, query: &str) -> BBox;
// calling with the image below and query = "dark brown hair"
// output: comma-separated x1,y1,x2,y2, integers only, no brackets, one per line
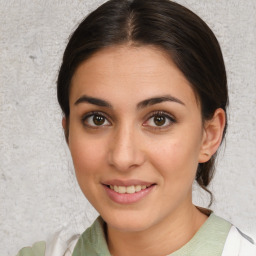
57,0,228,205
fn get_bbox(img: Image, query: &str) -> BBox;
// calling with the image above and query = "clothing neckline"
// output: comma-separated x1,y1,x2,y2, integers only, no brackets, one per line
168,213,231,255
72,213,231,256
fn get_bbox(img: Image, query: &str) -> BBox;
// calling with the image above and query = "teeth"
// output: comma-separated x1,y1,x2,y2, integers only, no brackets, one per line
135,185,142,192
109,184,150,194
127,186,135,194
118,186,126,194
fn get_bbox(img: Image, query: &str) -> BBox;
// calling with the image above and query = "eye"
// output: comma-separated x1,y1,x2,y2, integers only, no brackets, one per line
143,111,176,129
82,112,111,127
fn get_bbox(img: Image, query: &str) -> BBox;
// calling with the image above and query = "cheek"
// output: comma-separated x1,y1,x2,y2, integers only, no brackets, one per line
150,141,199,207
68,134,107,179
68,134,109,206
149,133,201,184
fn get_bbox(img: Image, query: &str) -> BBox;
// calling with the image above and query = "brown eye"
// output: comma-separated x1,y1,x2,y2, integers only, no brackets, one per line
82,112,111,127
143,111,176,129
154,115,166,126
93,115,105,126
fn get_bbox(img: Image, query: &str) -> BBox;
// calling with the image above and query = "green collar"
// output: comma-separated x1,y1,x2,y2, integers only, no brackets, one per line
72,216,111,256
73,214,231,256
168,214,231,256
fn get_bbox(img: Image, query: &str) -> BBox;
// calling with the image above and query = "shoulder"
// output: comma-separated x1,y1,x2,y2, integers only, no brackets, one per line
16,217,106,256
222,225,256,256
16,241,46,256
201,212,256,256
16,230,80,256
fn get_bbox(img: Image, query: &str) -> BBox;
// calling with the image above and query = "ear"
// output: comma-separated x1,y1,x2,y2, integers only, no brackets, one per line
62,117,69,144
198,108,226,163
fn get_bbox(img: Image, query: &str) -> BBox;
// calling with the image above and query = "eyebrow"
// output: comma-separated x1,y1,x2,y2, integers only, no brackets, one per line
75,95,112,108
137,95,185,109
74,94,185,109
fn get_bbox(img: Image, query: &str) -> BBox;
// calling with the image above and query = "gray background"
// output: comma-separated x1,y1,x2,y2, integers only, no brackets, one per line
0,1,255,255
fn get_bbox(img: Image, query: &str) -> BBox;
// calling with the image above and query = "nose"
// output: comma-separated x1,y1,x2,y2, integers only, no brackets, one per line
108,125,145,172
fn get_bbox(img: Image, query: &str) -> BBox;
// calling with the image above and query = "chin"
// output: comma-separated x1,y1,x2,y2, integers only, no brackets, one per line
101,208,157,233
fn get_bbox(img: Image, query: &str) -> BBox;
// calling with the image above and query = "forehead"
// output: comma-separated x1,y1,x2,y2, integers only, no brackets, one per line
70,45,198,108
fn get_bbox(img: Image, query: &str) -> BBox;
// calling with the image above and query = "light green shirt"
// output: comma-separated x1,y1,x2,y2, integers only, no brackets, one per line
16,241,46,256
73,213,231,256
17,213,231,256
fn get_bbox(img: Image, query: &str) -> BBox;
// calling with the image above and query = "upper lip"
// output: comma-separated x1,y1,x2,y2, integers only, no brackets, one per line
102,179,155,187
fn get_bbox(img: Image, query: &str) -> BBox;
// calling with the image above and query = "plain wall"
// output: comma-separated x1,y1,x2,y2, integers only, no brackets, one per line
0,1,255,255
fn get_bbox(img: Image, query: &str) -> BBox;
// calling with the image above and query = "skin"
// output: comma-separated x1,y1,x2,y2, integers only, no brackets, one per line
64,45,226,256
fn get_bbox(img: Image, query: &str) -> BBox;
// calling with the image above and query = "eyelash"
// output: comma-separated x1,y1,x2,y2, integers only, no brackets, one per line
81,110,176,130
143,111,176,130
81,111,111,128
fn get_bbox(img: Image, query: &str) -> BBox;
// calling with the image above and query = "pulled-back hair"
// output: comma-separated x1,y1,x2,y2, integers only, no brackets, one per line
57,0,228,205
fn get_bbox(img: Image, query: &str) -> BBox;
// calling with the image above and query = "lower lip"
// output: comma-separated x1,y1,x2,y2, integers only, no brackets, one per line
103,185,155,204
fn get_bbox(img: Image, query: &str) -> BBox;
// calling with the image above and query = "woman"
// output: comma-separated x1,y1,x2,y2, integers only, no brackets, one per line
17,0,256,255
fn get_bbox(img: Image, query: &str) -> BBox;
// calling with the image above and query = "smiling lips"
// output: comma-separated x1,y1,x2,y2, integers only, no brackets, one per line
109,184,150,194
103,181,156,204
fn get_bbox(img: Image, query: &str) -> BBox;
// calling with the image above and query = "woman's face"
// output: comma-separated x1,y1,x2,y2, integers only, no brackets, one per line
67,45,207,232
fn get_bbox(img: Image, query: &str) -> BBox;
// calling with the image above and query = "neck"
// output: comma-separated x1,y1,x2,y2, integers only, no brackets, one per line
107,203,208,256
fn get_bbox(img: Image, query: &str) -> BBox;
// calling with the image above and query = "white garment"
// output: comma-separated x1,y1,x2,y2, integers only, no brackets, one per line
222,226,256,256
45,231,79,256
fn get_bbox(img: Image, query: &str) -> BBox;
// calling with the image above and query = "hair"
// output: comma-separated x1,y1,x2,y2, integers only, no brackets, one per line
57,0,228,205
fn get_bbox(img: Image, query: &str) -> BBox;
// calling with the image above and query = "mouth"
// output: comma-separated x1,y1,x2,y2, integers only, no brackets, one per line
102,182,156,204
105,184,154,194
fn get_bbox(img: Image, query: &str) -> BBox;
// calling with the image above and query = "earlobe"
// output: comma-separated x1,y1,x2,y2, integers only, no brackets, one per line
199,108,226,163
62,117,69,144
